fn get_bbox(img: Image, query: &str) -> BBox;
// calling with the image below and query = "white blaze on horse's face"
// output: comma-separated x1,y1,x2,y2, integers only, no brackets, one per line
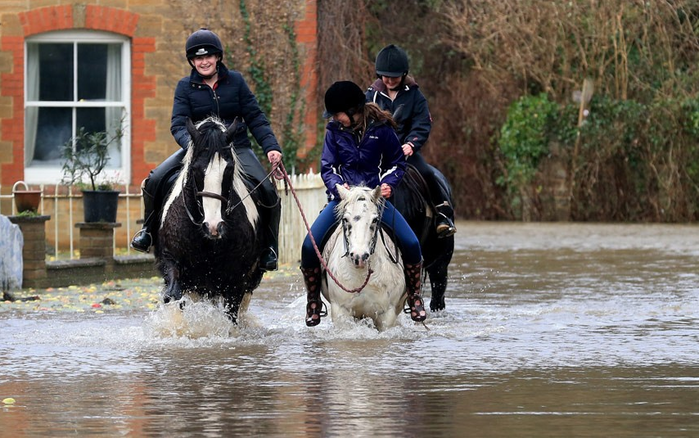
202,152,226,237
338,185,382,268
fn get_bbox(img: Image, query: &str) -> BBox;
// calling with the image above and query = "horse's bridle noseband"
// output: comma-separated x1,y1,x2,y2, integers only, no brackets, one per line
183,148,280,227
341,196,386,259
197,190,229,203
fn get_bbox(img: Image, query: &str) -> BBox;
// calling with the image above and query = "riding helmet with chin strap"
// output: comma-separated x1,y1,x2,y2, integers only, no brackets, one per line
323,81,366,119
375,44,409,78
185,28,224,67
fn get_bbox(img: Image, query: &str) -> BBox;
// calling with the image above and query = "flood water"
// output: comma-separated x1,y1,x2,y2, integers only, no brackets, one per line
1,221,698,437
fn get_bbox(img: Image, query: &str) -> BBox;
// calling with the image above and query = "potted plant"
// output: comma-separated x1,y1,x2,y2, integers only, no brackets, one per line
61,127,123,223
12,181,42,214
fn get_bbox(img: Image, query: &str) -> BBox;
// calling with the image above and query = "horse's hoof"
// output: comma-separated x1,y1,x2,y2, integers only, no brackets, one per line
305,300,327,327
163,290,183,304
430,297,446,312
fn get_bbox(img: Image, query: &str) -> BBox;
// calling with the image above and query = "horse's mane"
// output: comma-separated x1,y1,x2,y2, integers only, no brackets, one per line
335,186,376,220
393,165,430,219
194,118,229,162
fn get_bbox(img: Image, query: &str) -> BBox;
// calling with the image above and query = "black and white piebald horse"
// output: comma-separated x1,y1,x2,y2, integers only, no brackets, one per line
155,116,265,322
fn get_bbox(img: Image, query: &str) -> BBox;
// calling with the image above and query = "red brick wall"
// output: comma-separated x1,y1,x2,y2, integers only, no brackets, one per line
0,1,319,252
1,5,156,187
296,0,319,166
0,1,318,187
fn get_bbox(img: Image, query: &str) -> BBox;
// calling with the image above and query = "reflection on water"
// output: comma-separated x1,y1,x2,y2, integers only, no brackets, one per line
1,222,698,437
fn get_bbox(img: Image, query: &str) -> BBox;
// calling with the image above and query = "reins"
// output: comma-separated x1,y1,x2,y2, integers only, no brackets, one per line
183,162,279,227
277,162,373,294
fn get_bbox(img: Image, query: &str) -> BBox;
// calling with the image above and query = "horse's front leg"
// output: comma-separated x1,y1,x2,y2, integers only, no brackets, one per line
224,292,252,324
162,265,184,304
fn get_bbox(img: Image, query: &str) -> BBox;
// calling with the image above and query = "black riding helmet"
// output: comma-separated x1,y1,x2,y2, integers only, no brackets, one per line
323,81,366,119
375,44,409,78
185,28,223,67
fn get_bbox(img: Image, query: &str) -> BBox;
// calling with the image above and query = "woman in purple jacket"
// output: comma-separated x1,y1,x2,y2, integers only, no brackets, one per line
301,81,426,327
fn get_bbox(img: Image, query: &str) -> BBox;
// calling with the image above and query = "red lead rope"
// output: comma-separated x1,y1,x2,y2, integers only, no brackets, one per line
277,162,373,294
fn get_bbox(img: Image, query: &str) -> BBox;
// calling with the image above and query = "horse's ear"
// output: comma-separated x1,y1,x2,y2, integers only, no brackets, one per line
186,118,201,146
336,184,350,200
372,186,382,201
225,117,239,145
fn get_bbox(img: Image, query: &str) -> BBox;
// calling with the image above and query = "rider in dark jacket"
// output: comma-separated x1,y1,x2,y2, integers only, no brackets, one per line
367,44,457,238
131,28,282,272
301,81,427,327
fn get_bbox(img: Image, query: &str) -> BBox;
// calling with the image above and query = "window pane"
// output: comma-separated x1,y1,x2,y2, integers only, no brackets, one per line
38,43,73,101
32,107,72,163
77,108,122,168
78,43,121,101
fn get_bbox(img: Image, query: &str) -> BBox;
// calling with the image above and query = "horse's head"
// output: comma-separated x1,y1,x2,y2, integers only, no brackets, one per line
336,184,383,268
186,117,240,239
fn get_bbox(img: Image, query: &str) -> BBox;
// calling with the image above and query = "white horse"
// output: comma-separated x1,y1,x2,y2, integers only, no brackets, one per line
321,185,406,331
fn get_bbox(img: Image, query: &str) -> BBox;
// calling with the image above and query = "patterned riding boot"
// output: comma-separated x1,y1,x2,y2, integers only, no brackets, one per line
301,266,326,326
435,202,457,238
404,261,427,322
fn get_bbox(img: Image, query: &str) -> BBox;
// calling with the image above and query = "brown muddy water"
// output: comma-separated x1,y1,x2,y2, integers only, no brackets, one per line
1,221,698,437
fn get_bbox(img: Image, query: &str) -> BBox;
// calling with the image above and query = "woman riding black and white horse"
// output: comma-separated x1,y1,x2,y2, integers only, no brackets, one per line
131,28,283,272
156,116,266,320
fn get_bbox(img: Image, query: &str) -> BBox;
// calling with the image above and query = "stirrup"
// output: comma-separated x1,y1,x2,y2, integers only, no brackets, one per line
404,294,427,322
306,299,327,327
436,223,456,238
259,247,278,272
436,213,456,238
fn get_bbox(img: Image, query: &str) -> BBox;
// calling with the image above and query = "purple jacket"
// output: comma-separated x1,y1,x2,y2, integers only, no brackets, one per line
321,118,405,200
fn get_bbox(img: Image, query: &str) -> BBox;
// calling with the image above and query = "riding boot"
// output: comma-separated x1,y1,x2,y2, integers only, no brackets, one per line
130,180,157,253
435,202,457,238
259,203,281,271
403,260,427,322
301,266,326,326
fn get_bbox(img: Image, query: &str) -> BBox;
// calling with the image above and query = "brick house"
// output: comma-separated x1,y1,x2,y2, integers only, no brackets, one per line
0,1,319,248
0,1,318,189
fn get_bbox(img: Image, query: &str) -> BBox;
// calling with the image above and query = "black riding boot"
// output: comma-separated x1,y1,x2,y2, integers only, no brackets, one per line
435,202,457,238
259,202,281,271
130,180,157,253
301,266,326,326
404,261,427,322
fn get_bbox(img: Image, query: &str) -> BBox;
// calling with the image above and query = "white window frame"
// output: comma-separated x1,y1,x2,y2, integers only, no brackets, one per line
24,30,131,185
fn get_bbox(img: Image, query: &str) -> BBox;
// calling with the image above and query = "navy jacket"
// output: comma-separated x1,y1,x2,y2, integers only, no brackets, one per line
171,63,281,154
321,119,405,200
366,76,432,153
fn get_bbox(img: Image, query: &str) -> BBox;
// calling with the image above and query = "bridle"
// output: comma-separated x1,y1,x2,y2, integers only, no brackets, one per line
182,147,279,227
340,195,386,260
